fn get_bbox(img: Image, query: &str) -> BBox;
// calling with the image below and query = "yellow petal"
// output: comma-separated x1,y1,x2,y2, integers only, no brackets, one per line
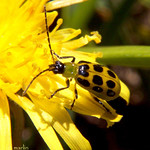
23,100,64,150
46,0,87,11
29,93,92,150
3,81,91,150
52,28,81,42
119,81,130,105
0,90,12,150
33,11,59,33
62,31,102,50
1,82,63,150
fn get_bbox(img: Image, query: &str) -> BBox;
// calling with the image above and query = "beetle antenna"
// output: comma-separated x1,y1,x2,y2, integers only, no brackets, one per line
22,6,56,96
44,5,55,63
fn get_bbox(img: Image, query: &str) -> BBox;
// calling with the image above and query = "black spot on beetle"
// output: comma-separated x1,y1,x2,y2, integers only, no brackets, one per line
79,65,89,70
92,86,103,93
93,75,103,85
107,70,116,78
93,65,103,72
77,77,90,87
78,70,89,77
107,89,115,97
78,65,89,77
106,80,116,88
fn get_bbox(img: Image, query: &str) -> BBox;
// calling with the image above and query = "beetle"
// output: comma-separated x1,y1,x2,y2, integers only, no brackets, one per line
22,6,121,110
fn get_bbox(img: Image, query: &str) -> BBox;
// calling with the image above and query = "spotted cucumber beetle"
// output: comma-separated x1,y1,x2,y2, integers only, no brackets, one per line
22,6,121,110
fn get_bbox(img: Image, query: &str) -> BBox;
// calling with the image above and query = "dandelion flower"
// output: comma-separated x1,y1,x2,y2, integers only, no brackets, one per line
0,0,130,150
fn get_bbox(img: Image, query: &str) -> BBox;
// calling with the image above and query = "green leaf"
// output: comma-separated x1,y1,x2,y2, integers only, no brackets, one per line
79,46,150,68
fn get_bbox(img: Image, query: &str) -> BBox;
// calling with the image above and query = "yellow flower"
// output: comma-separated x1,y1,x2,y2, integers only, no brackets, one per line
0,0,130,150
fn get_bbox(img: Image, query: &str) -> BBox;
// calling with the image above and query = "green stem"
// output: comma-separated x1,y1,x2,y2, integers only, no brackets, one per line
79,46,150,68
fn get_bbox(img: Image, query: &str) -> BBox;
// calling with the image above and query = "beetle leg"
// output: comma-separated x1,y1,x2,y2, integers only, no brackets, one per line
53,51,75,63
50,79,70,98
70,83,78,109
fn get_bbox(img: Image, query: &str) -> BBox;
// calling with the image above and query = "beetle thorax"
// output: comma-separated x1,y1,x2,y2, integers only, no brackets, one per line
63,62,77,78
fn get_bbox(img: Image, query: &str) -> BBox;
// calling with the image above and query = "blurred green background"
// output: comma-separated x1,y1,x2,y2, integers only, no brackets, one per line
12,0,150,149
